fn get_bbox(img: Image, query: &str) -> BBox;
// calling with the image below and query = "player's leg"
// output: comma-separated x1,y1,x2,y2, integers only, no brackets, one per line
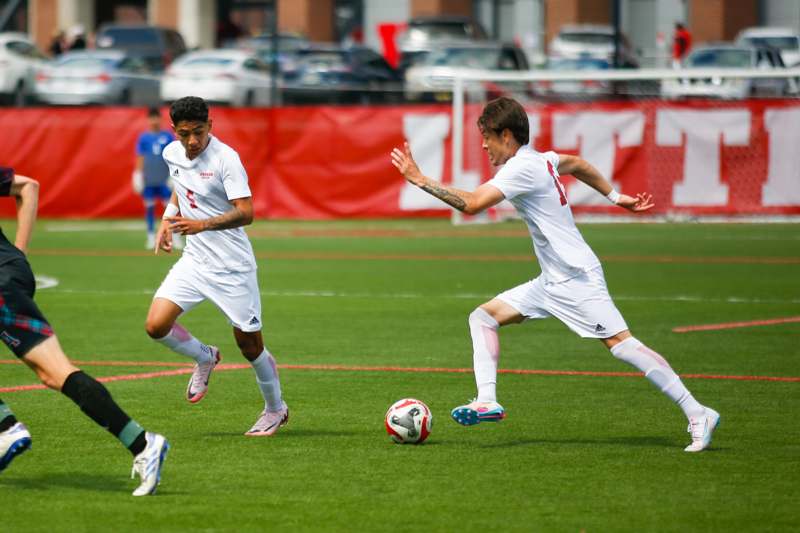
603,332,719,452
452,280,543,427
206,268,288,436
142,186,156,249
21,337,169,494
0,398,31,472
147,259,218,403
234,328,289,437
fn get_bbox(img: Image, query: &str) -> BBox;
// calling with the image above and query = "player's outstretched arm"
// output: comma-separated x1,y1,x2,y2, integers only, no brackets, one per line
557,154,654,212
391,142,504,215
9,174,39,254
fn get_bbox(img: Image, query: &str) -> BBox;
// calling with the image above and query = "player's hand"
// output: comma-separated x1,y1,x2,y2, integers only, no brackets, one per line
132,170,144,194
617,192,655,212
166,216,207,236
155,220,172,254
391,142,424,186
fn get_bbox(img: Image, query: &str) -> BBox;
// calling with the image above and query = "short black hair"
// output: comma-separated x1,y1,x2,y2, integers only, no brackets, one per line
170,96,209,124
147,106,160,118
477,96,529,146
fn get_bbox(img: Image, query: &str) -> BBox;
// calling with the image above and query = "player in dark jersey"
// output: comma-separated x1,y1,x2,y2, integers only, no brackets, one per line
0,167,169,495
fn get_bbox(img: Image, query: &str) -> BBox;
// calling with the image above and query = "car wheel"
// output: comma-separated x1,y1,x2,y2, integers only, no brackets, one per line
120,89,131,105
244,91,254,107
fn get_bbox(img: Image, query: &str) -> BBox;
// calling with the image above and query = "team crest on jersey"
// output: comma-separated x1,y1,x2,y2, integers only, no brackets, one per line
199,171,214,179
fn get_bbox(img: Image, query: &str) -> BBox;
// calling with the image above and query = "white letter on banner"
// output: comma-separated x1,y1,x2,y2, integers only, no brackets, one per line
763,108,800,205
399,113,450,210
552,111,644,205
656,109,750,206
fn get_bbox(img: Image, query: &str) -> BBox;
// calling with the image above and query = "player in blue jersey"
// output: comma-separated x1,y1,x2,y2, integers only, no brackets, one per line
133,107,180,249
0,167,169,494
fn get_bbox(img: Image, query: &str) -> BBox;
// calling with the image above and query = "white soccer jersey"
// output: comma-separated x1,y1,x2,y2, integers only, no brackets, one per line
487,146,600,283
162,135,257,273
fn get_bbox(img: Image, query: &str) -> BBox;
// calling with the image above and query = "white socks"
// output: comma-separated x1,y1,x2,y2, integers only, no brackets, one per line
469,308,500,402
251,349,283,411
610,337,705,419
155,323,213,364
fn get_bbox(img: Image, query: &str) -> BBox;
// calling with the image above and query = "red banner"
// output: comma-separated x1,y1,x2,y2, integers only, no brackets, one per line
0,100,798,219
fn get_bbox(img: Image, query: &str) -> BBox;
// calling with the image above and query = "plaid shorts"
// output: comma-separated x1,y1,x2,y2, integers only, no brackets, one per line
0,257,53,358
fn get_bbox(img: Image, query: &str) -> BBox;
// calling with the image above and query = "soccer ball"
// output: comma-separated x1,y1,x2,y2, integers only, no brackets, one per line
384,398,432,444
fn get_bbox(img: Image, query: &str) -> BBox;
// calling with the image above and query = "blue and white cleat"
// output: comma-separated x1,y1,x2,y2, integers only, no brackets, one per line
684,407,720,452
0,422,32,472
131,432,169,496
451,399,506,426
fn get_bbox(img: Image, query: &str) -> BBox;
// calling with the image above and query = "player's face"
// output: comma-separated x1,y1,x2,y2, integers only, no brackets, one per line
173,119,212,160
480,128,515,166
147,115,161,131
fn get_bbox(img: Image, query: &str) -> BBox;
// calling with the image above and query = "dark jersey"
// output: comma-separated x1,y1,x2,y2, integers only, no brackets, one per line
0,167,25,267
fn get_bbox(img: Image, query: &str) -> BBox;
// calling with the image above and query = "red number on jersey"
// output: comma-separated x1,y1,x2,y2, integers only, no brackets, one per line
547,161,568,206
186,189,198,208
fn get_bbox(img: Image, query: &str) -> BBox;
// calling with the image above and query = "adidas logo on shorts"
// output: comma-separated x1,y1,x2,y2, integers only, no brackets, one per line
248,316,260,326
594,323,606,333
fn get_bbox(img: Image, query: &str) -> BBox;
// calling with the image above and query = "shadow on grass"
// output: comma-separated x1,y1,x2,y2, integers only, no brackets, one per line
0,471,127,492
479,435,678,449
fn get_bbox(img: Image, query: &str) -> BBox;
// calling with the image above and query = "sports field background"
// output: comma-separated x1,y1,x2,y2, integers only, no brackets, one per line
1,219,798,532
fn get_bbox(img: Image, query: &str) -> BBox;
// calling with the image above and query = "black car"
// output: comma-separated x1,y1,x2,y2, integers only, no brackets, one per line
95,24,187,69
281,45,403,105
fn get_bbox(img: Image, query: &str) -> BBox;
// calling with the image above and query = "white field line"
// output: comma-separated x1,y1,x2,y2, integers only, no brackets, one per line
36,285,800,305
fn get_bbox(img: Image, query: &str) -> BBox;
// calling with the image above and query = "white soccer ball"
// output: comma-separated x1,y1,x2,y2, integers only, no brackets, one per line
384,398,432,444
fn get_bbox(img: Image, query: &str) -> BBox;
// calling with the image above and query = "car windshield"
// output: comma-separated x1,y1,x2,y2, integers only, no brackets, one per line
97,28,157,47
424,47,500,68
55,56,118,69
297,51,348,69
179,57,236,68
742,36,799,51
548,57,610,70
559,32,613,45
688,49,753,68
406,22,470,41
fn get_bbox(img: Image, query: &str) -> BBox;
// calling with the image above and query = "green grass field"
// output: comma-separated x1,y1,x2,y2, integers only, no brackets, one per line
1,219,798,532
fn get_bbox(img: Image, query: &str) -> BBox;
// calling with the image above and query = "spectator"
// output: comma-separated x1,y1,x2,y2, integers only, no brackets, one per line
49,30,66,57
672,22,691,68
68,24,87,51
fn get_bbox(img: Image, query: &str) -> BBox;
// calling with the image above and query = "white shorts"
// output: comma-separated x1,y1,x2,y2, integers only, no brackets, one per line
154,256,262,332
496,266,628,338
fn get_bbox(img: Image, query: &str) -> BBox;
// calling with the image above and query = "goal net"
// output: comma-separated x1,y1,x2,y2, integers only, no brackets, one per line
444,65,800,223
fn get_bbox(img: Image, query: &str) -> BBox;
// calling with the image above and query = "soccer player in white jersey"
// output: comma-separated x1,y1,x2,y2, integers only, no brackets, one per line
145,96,288,436
391,96,720,452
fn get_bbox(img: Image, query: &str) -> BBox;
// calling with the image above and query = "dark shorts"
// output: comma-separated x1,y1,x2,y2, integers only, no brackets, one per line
0,258,53,358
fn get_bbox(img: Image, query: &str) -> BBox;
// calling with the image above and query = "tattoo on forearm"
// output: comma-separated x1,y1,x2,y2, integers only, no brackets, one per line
204,207,248,230
420,181,467,212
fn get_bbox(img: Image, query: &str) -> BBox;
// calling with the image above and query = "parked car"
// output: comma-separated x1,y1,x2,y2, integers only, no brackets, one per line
34,49,162,105
398,16,487,52
281,45,402,104
161,49,273,106
404,42,530,102
736,27,800,69
95,24,186,68
0,32,48,106
533,56,613,99
661,43,799,99
228,32,309,53
549,24,639,67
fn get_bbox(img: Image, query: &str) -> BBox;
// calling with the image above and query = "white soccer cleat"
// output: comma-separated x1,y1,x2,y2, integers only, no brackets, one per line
0,422,32,472
451,399,506,426
684,407,721,452
245,403,289,437
186,346,221,403
131,432,169,496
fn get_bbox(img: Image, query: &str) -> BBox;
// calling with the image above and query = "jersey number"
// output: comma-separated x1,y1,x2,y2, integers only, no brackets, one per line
186,189,198,209
547,161,568,206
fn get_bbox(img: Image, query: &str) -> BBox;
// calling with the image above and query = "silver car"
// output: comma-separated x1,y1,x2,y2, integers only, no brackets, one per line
34,50,162,105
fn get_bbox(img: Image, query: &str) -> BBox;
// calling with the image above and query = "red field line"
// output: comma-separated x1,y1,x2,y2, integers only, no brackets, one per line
29,248,799,265
1,360,798,393
673,316,800,333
